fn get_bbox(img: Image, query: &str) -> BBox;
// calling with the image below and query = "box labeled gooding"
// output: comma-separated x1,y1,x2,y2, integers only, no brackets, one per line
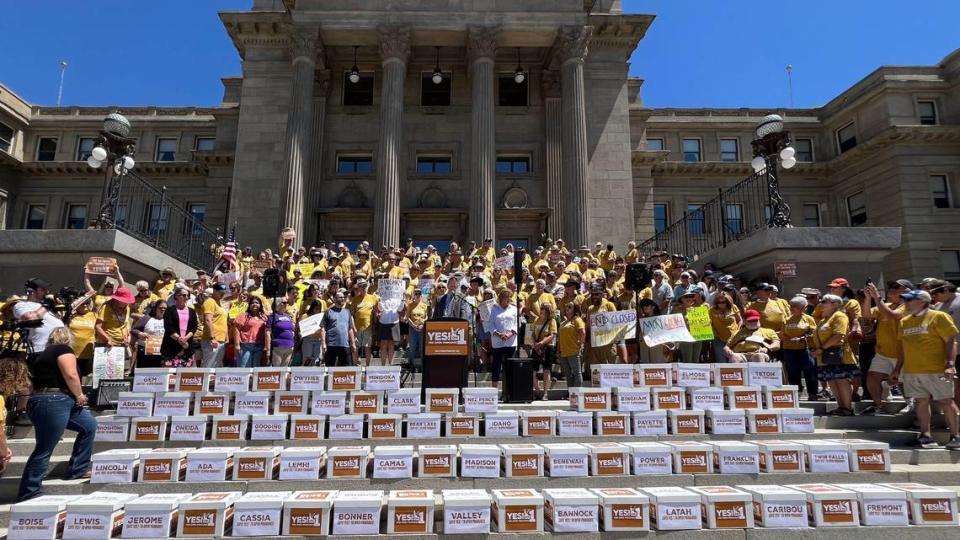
250,414,289,440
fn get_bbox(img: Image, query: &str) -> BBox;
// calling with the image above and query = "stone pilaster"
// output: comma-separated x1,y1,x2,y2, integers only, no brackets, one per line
304,69,331,246
542,70,562,239
279,26,319,244
372,25,410,249
556,25,593,248
468,25,499,243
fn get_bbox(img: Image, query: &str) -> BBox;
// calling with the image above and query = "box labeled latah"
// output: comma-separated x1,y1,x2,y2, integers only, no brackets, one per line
326,446,370,479
584,442,629,476
274,391,309,415
90,449,140,484
121,493,191,539
176,492,242,537
595,411,630,436
689,486,754,529
879,483,959,525
349,390,383,415
310,391,346,416
233,446,280,480
460,444,500,478
631,410,668,436
213,367,251,392
185,447,235,482
652,387,685,410
638,364,672,387
612,386,650,411
289,366,325,391
130,417,167,442
724,386,762,409
834,483,908,526
669,409,705,435
417,444,457,477
800,440,850,473
373,445,414,479
713,364,747,387
233,391,271,416
641,487,701,531
211,415,248,441
153,392,192,417
491,489,544,533
441,489,491,534
115,392,153,417
755,440,805,473
386,388,421,414
747,409,781,434
406,413,442,438
368,413,401,439
556,411,593,436
94,415,129,442
738,485,808,528
290,414,326,440
232,491,290,537
674,363,711,388
132,368,172,393
446,413,481,437
687,387,724,411
543,488,599,533
250,414,289,440
365,365,401,391
520,410,556,436
175,368,212,393
666,442,714,474
501,443,544,477
8,495,74,540
327,366,361,391
789,484,860,527
840,438,891,472
331,491,383,535
327,414,364,440
282,491,336,536
543,443,589,477
705,409,746,434
462,387,498,413
709,441,760,474
193,392,229,416
253,367,287,391
386,490,435,534
747,362,783,387
593,363,636,388
138,448,187,482
484,410,519,437
764,385,798,408
425,388,459,414
62,491,138,540
592,488,649,532
279,446,326,480
624,442,673,475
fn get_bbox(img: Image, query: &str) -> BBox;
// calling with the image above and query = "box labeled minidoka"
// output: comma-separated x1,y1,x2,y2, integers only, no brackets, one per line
365,365,401,391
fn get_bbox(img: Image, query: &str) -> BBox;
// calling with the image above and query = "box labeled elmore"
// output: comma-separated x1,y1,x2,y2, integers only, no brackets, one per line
491,489,544,533
121,493,191,539
177,492,241,537
674,363,711,388
62,491,138,540
543,489,599,533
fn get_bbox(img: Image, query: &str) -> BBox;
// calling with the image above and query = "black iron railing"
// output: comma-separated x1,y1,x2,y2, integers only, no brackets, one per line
108,170,221,271
639,168,777,260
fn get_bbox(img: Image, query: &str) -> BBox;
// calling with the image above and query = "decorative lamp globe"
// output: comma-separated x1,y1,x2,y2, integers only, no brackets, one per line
755,114,784,139
431,69,443,85
349,68,360,84
751,156,766,172
514,67,526,85
781,156,797,169
103,112,131,138
91,146,108,162
87,156,102,169
779,146,796,160
122,156,135,170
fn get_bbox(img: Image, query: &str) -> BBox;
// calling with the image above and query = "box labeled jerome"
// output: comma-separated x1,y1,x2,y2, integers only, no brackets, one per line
132,367,172,393
521,410,556,436
327,366,361,391
387,490,435,534
840,438,891,472
612,386,650,412
501,444,544,477
253,367,287,391
556,411,593,436
764,385,798,408
460,444,500,478
544,488,599,533
213,367,251,392
491,489,544,533
310,390,346,416
879,483,960,525
274,391,309,414
593,363,636,388
543,443,589,477
446,413,480,437
632,410,668,436
8,495,74,540
639,364,672,387
282,491,336,536
233,391,271,416
250,414,289,440
326,446,370,479
484,410,519,437
595,411,630,436
788,484,860,527
138,449,187,482
800,440,851,473
652,387,685,410
624,442,672,475
710,441,760,474
674,363,712,388
185,447,235,482
176,492,241,537
462,387,498,413
349,390,383,415
714,364,747,387
232,491,290,537
94,415,129,442
425,387,459,414
386,388,421,414
331,491,383,536
834,483,909,526
175,368,212,393
62,491,138,540
290,414,326,440
748,362,783,387
90,449,139,484
406,413,442,438
327,414,364,440
153,392,192,417
687,387,724,411
706,409,746,434
739,485,808,528
725,386,763,409
373,445,414,479
666,442,714,474
442,489,491,534
289,366,325,391
193,392,229,415
211,415,248,441
584,442,629,476
368,413,401,439
593,488,649,532
669,409,705,435
121,493,191,539
233,446,280,480
115,392,153,417
279,447,326,480
689,486,754,529
642,487,702,531
365,365,401,391
418,445,457,477
747,409,781,434
755,440,805,473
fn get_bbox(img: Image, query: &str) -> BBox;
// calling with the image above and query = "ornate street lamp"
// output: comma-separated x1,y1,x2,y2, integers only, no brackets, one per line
431,47,444,85
88,112,136,228
513,48,525,84
751,113,796,228
349,46,361,84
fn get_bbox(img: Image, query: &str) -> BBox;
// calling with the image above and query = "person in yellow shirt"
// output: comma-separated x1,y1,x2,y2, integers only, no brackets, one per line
860,280,911,415
68,298,97,377
709,292,742,363
473,238,496,263
624,241,640,265
200,283,229,367
523,280,556,322
530,304,558,399
130,281,159,322
890,289,960,449
598,243,617,273
724,309,780,362
405,290,430,370
747,284,789,333
812,295,860,416
152,267,178,298
583,284,618,369
95,286,135,372
558,303,586,388
349,280,379,366
779,296,818,400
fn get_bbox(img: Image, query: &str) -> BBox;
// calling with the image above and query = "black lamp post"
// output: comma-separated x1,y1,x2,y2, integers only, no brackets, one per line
750,114,797,228
88,112,136,228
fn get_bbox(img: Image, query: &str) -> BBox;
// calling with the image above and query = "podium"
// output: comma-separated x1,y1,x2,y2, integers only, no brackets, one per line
421,318,471,400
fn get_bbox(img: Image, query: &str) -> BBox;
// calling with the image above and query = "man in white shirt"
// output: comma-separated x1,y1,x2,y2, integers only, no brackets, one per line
13,278,65,355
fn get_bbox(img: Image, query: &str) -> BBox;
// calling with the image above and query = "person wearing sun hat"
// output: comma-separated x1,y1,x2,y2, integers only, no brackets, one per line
94,286,135,371
723,308,780,362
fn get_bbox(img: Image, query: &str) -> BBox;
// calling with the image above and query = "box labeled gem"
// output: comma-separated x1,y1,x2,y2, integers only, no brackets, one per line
131,368,172,393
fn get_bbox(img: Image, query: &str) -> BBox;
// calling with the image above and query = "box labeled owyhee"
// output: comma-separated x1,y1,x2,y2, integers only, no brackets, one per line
274,390,309,414
834,483,908,526
592,363,636,388
138,448,187,482
213,367,251,392
250,414,289,440
441,489,491,534
612,386,650,411
130,417,167,442
652,387,685,410
115,392,153,417
584,442,629,476
385,388,421,414
501,443,544,477
556,411,593,436
491,489,544,533
62,491,138,540
714,364,747,387
90,449,139,484
175,368,212,393
290,414,326,440
368,413,402,439
520,410,556,436
460,444,500,478
233,446,280,480
417,444,457,477
326,446,370,479
373,445,414,479
121,493,191,539
279,446,326,480
211,415,248,441
666,441,714,474
132,367,172,393
462,387,498,413
738,484,808,528
638,364,672,387
879,483,959,525
153,392,192,417
779,408,815,433
674,363,711,388
176,492,241,537
484,410,519,437
331,490,383,535
724,386,763,409
94,415,129,442
788,484,860,527
8,494,74,540
185,447,235,482
233,391,271,416
289,366,325,391
687,387,724,411
624,442,673,475
406,413,442,438
232,491,290,537
543,488,599,533
193,392,230,415
593,488,649,532
386,490,435,534
446,413,481,437
631,410,668,436
747,409,781,434
596,411,630,436
543,443,589,477
327,414,364,440
282,491,336,536
669,409,705,435
310,390,346,416
705,409,746,434
755,440,805,473
641,487,702,531
365,365,401,391
839,438,891,472
764,385,799,408
747,362,783,387
326,366,361,391
425,387,459,414
688,486,754,529
710,441,760,474
799,440,850,473
349,390,383,415
253,367,288,391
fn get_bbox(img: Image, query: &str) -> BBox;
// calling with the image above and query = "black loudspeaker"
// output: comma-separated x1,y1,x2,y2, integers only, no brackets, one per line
625,262,651,291
514,249,525,286
262,268,286,298
503,357,535,403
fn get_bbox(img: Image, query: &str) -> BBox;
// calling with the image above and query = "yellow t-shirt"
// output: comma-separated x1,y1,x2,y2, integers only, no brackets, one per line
202,298,228,342
407,301,429,329
558,317,586,357
69,311,97,359
709,306,741,343
133,293,159,316
872,303,906,358
388,266,408,279
349,293,380,331
96,303,131,345
531,316,558,344
0,395,5,431
727,327,779,353
781,312,816,350
153,279,176,298
814,311,856,365
900,309,959,374
525,291,556,318
747,300,789,333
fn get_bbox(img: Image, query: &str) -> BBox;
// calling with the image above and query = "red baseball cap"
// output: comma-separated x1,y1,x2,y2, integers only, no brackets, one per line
828,278,849,288
744,309,761,321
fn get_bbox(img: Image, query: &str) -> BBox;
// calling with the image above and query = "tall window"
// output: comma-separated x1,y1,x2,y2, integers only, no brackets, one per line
156,138,177,161
114,204,128,228
802,203,821,227
794,138,813,162
77,137,96,160
0,122,13,154
654,203,668,233
682,138,701,162
847,191,867,226
145,203,169,236
719,139,739,162
37,137,58,161
942,250,960,283
495,156,530,174
336,155,373,174
931,175,951,208
837,123,857,153
187,203,206,236
64,204,87,229
343,73,374,106
725,204,743,235
646,138,664,151
687,204,706,234
918,100,938,125
25,204,46,229
498,76,528,107
416,156,452,174
421,73,451,106
497,239,529,251
194,137,215,151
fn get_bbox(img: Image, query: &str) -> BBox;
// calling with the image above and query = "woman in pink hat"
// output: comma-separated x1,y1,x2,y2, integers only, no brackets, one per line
94,286,135,372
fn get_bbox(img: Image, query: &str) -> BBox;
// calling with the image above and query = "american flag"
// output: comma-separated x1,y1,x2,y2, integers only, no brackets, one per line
217,225,238,272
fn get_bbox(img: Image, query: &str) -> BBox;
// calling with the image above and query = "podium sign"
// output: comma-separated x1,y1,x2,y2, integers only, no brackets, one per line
422,319,471,395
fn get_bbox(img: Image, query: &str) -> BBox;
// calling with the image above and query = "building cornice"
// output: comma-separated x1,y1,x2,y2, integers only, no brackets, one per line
220,11,290,59
823,125,960,175
587,14,654,51
18,160,211,177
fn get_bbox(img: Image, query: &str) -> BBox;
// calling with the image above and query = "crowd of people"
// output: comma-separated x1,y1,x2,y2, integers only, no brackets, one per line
1,231,960,501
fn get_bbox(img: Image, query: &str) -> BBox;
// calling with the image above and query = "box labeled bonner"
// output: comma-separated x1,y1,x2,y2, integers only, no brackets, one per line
710,441,760,474
365,365,401,391
788,484,860,527
501,443,544,478
725,386,762,409
175,368,212,392
612,386,650,412
9,494,74,540
406,413,442,438
584,442,629,476
349,390,383,415
327,366,361,391
327,414,364,440
543,489,599,533
332,491,383,535
233,391,271,416
418,444,457,477
666,442,714,474
442,489,491,534
233,446,280,480
631,410,668,436
426,387,459,414
251,414,289,440
446,413,481,437
387,490,435,534
834,483,908,526
556,411,593,437
282,491,337,536
569,386,612,412
641,487,702,531
121,493,191,539
115,392,153,417
593,488,649,532
799,440,850,473
186,447,236,482
764,385,798,408
373,445,414,479
289,366,325,391
689,486,754,529
211,415,248,441
310,390,346,416
638,364,672,387
290,414,326,440
386,388,421,414
780,408,815,433
705,409,746,435
521,410,556,436
669,409,705,435
213,367,251,392
279,447,326,480
748,362,783,387
714,364,746,387
687,387,724,411
132,367,172,393
652,387,685,410
130,417,167,442
879,483,960,525
368,413,402,439
274,391,309,415
62,491,138,540
193,392,229,415
485,410,519,437
232,491,290,537
177,492,241,537
738,485,808,528
94,415,129,442
674,363,711,388
460,444,500,478
624,442,673,475
838,438,891,472
326,446,370,479
138,448,187,482
755,440,805,473
543,443,589,477
90,449,139,484
463,387,498,413
491,489,544,533
154,393,192,417
596,411,631,436
253,367,288,391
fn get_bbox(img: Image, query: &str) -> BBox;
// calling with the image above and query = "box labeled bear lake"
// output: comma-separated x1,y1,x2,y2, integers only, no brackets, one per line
153,392,192,417
834,483,908,526
213,368,251,392
90,449,139,484
120,493,191,539
175,368,212,392
232,491,291,537
282,491,336,536
642,487,702,531
386,490,435,534
631,410,668,436
689,486,754,529
878,483,959,525
233,446,280,480
326,446,370,479
460,444,500,478
593,488,649,532
441,489,491,534
62,491,138,540
327,366,361,391
462,387,498,413
8,494,74,540
115,392,153,417
556,411,592,437
132,368,172,393
584,442,629,476
185,447,235,482
233,391,271,416
331,490,383,536
289,367,325,391
328,414,364,440
373,445,414,479
138,448,187,482
176,492,241,537
674,363,712,388
193,392,229,415
788,484,860,527
501,443,544,477
417,444,457,477
543,443,589,477
755,440,805,473
484,410,519,437
624,442,672,475
406,413,442,438
543,488,599,533
612,386,650,411
169,415,208,442
310,391,346,416
491,489,544,533
739,485,808,528
385,388,421,414
290,414,326,440
279,446,326,480
365,365,401,391
94,415,129,442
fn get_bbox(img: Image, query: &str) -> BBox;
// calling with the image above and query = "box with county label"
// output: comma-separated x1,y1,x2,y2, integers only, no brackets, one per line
406,412,442,438
688,486,754,529
185,447,236,482
584,442,629,476
290,414,326,440
289,366,325,391
177,492,241,537
373,445,414,479
798,440,850,473
385,388,421,414
709,441,760,474
279,447,326,480
132,367,172,392
138,448,187,482
631,410,668,436
169,416,209,442
8,495,74,540
592,488,649,532
706,409,746,435
592,363,636,388
234,391,271,416
491,489,544,533
624,442,673,475
543,488,599,533
250,415,289,440
331,491,384,536
62,491,138,540
543,443,589,477
641,487,702,531
484,410,519,437
879,483,960,525
674,363,712,388
310,390,346,416
612,386,650,411
327,414,364,440
737,485,808,528
115,392,154,417
441,489,491,534
462,387,498,413
501,444,545,477
833,484,909,526
153,392,192,417
387,490,435,534
90,449,140,484
556,411,593,437
120,493,191,539
94,415,129,442
274,391,309,415
232,491,291,537
787,484,860,527
282,491,337,536
213,367,251,392
687,387,724,411
747,361,783,387
365,365,401,391
233,446,281,480
724,386,763,410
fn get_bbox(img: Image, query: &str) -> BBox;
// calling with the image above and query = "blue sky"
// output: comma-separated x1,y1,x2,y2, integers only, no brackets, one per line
2,0,957,108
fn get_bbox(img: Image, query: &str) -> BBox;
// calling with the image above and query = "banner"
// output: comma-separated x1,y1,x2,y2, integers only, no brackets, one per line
288,263,315,278
424,320,470,356
494,255,513,271
299,313,324,337
638,313,695,347
685,305,715,341
85,256,117,276
93,346,126,388
378,279,406,312
590,309,637,347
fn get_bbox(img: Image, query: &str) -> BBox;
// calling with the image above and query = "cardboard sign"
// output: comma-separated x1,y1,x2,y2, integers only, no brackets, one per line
251,259,273,273
424,319,469,356
86,256,118,275
494,255,513,270
638,314,695,347
93,346,126,388
298,313,324,337
378,279,406,312
144,335,162,356
590,310,637,347
685,305,714,342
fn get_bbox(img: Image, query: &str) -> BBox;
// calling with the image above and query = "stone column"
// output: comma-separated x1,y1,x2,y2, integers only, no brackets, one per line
468,26,499,243
557,25,593,248
279,26,319,243
372,25,410,249
304,70,331,246
542,70,563,239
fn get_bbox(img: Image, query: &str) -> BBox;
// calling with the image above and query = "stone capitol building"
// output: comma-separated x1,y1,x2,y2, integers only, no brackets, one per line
1,0,959,284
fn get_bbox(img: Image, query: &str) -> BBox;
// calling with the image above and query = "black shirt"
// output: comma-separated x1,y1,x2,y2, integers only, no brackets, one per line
30,343,73,392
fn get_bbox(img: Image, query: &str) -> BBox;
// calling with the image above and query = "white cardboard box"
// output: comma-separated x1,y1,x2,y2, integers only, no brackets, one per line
520,410,556,436
326,446,370,479
232,491,291,537
746,409,781,434
638,364,672,387
879,483,960,525
165,414,206,442
651,387,685,410
799,440,851,473
665,441,714,474
233,446,281,480
193,392,229,416
121,493,191,539
365,365,402,391
115,392,154,417
212,367,251,392
406,413,442,438
138,448,187,482
310,391,346,416
289,366,326,391
446,413,481,438
185,447,235,482
90,449,139,484
131,368,172,393
612,386,650,412
289,414,326,440
368,413,403,439
152,392,192,417
631,410,668,436
386,388,421,414
674,363,712,388
747,362,783,387
780,408,815,433
556,411,593,437
177,492,242,537
491,489,544,533
372,445,415,479
441,489,491,534
130,417,167,443
686,387,724,411
174,368,212,393
425,387,459,414
327,414,364,440
279,446,326,480
788,484,860,527
668,409,705,435
764,385,799,409
713,364,747,387
8,495,74,540
584,442,629,476
709,441,760,474
543,488,599,533
592,488,649,532
331,491,383,535
724,386,763,410
282,491,337,536
500,443,544,478
641,487,701,531
233,391,271,416
705,409,746,435
592,363,636,388
738,484,808,528
211,415,248,441
834,483,909,526
326,366,361,391
755,440,805,473
462,387,498,413
543,443,589,478
624,442,673,475
62,491,138,540
349,390,383,415
688,486,754,529
596,411,631,436
484,410,519,437
253,367,288,391
386,490,435,534
417,444,457,477
460,444,500,478
250,414,289,440
839,438,891,472
274,391,310,415
94,415,129,442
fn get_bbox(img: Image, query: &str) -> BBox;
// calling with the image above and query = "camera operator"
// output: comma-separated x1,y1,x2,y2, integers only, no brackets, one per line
12,279,65,358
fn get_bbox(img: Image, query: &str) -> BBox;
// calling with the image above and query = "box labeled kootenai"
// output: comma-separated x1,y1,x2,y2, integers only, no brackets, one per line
331,490,383,535
327,414,364,440
233,446,280,480
674,363,711,388
642,487,701,531
310,390,346,416
368,413,402,439
666,441,714,474
593,488,649,532
484,410,520,437
185,447,236,482
233,391,271,416
738,485,808,528
62,491,138,540
878,483,960,525
501,443,544,477
232,491,291,537
279,446,326,480
176,492,241,537
373,445,414,479
491,489,544,533
689,486,753,529
211,415,248,441
612,386,650,411
755,440,805,473
584,442,629,476
687,387,724,411
326,446,370,479
520,410,556,436
834,483,908,526
631,410,668,436
386,490,435,534
365,365,401,391
213,367,251,392
710,441,760,474
460,444,500,478
282,491,336,536
90,449,139,484
669,409,705,435
290,414,326,440
543,488,599,533
441,489,491,534
556,411,593,437
120,493,191,539
789,484,860,527
425,387,459,414
418,444,457,477
543,443,589,477
115,392,153,417
274,390,309,414
138,448,187,482
624,442,673,475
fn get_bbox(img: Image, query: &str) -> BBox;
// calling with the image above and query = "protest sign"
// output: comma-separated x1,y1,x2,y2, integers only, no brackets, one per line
251,259,273,273
299,313,324,337
85,256,117,276
685,305,715,341
590,309,637,347
378,279,406,312
93,346,126,388
419,278,434,295
638,313,695,347
144,335,162,356
288,263,315,278
306,279,330,293
218,271,240,285
478,299,495,323
494,255,513,270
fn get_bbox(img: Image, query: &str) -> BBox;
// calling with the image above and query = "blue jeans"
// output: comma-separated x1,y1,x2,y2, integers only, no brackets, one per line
236,343,263,368
782,348,818,397
18,392,97,501
711,339,728,363
408,329,423,370
301,337,323,366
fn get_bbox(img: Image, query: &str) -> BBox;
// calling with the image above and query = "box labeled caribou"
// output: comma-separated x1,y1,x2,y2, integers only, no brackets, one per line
790,484,860,527
176,492,241,537
282,491,336,536
8,495,73,540
185,447,235,482
690,486,754,529
631,410,668,436
543,443,589,477
233,391,271,416
233,447,280,480
584,443,629,476
279,447,326,480
289,366,325,391
326,446,370,479
274,391,309,415
232,491,290,537
386,490,435,534
213,368,251,392
310,391,346,416
327,414,364,440
130,417,167,442
485,410,520,437
153,392,192,417
612,386,650,411
593,488,649,532
739,485,808,528
674,363,711,388
93,415,129,442
834,483,908,526
368,414,401,439
327,366,361,391
755,440,805,473
417,445,457,477
253,368,287,391
365,365,401,391
90,449,139,484
121,493,191,539
879,483,960,525
386,388,421,414
115,392,153,417
491,489,544,533
250,414,289,440
290,414,326,440
62,491,137,540
556,411,593,437
441,489,491,534
138,449,187,482
211,415,248,441
642,487,702,531
624,442,673,475
425,388,459,414
501,444,544,477
669,409,705,435
543,489,599,533
331,491,383,535
710,441,760,474
349,391,382,415
373,445,414,479
462,387,499,413
460,444,500,478
666,442,714,474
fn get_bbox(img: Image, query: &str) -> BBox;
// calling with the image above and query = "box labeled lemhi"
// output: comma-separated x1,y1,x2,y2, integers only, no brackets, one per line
642,487,701,531
544,489,599,533
788,484,860,527
121,493,191,539
331,491,383,536
834,483,908,526
738,485,808,528
624,442,673,475
232,491,291,537
176,492,241,538
386,490,435,535
441,489,491,534
282,491,337,536
491,489,544,533
689,486,754,529
592,488,649,532
279,447,326,480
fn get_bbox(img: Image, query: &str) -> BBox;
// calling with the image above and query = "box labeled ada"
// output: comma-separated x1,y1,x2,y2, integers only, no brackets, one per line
418,444,457,477
687,387,724,411
282,491,336,536
491,489,544,533
233,391,270,416
631,410,668,436
326,446,370,479
689,486,754,529
834,483,908,526
463,387,498,413
115,392,153,417
484,410,519,437
593,488,649,532
232,491,290,537
556,411,593,437
186,447,236,482
62,491,138,540
788,484,860,527
748,362,783,387
327,366,361,391
153,392,192,417
459,444,500,478
290,414,326,440
674,363,711,388
669,409,704,435
8,495,74,540
543,443,589,477
94,415,129,442
169,415,208,442
331,491,383,535
520,410,556,436
274,391,309,414
250,414,289,440
612,386,650,411
764,385,798,408
755,440,805,473
121,493,191,539
310,391,346,416
289,366,325,391
386,388,421,414
543,488,599,533
425,388,459,413
177,492,242,537
233,446,280,480
710,441,760,474
365,365,401,391
373,446,414,479
90,449,140,484
714,364,746,387
406,413,441,438
800,440,850,473
624,442,673,475
279,447,326,480
328,414,364,440
138,449,187,482
131,367,172,393
706,409,746,434
253,367,287,391
879,483,959,525
501,443,544,477
213,367,250,392
666,442,713,474
641,487,701,531
638,364,672,386
386,490,434,534
584,442,629,476
739,485,808,528
442,489,491,534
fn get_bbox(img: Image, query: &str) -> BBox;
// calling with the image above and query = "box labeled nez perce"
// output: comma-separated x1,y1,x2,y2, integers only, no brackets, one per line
462,387,498,413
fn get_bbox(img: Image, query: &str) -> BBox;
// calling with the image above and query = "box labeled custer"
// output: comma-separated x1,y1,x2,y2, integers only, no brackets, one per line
279,447,326,480
232,491,291,537
282,491,337,536
310,391,346,416
543,443,589,477
543,488,599,533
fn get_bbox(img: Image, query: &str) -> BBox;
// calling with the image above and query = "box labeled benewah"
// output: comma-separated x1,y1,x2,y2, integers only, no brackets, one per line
331,491,383,535
669,409,705,435
441,489,491,534
211,415,248,441
386,388,421,414
674,363,711,388
417,444,457,477
290,414,326,440
115,392,153,417
710,441,760,474
121,493,191,539
556,411,593,437
689,486,754,529
755,440,805,473
250,414,289,440
631,410,668,436
687,387,724,411
593,488,649,532
879,483,959,525
386,490,435,534
282,491,336,536
132,367,172,393
666,442,714,474
520,410,556,436
641,487,701,531
365,365,401,391
232,491,290,537
310,390,346,416
484,410,519,437
462,387,498,413
543,488,599,533
327,414,364,440
834,483,908,526
568,386,612,412
138,448,187,482
176,492,242,537
326,446,370,479
543,443,589,477
8,495,74,540
624,442,673,475
425,387,459,414
738,485,808,528
788,484,860,527
501,443,544,477
90,449,139,484
62,491,138,540
233,391,271,416
368,413,402,439
491,489,544,533
233,446,280,480
460,444,500,478
584,442,629,476
186,447,236,482
279,446,326,480
213,367,251,392
373,445,414,479
612,386,650,411
153,392,192,417
130,417,167,442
